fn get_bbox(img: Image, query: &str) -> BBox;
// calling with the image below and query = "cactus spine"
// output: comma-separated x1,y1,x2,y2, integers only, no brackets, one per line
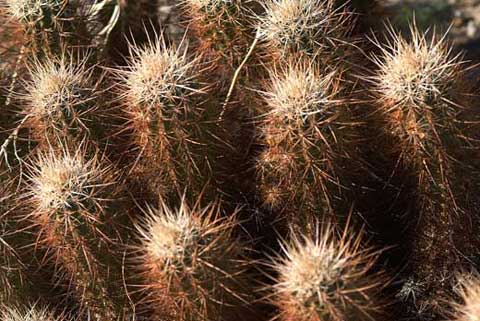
22,144,125,320
255,0,357,231
1,305,67,321
371,24,479,317
259,0,352,62
453,275,480,321
118,37,213,202
20,54,103,147
270,223,385,321
2,0,119,56
135,199,252,321
256,64,353,227
182,0,256,70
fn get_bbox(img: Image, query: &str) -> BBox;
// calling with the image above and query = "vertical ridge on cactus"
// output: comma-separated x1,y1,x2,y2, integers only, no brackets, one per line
258,0,352,59
181,0,256,69
19,53,102,146
134,199,252,321
116,36,213,201
269,222,386,321
21,142,124,320
256,62,355,230
370,23,479,318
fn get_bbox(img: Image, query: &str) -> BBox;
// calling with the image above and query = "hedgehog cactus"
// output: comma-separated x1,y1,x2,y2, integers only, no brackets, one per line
3,0,480,320
135,200,252,321
270,223,385,321
1,305,66,321
21,143,125,320
371,24,479,317
453,275,480,321
117,37,213,201
256,63,356,230
2,0,119,56
19,54,104,147
254,0,359,233
182,0,256,69
259,0,352,61
3,0,64,26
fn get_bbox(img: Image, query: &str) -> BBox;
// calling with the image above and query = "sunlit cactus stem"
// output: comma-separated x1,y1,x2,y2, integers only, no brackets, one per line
2,0,120,56
1,305,68,321
18,53,105,149
258,0,353,63
134,199,253,321
22,143,125,320
181,0,257,70
117,36,213,202
371,23,479,317
256,63,356,231
270,222,386,321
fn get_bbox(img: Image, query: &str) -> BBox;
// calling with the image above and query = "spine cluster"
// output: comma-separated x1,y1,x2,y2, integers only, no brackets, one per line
370,25,480,318
135,200,251,320
22,144,125,320
1,1,480,321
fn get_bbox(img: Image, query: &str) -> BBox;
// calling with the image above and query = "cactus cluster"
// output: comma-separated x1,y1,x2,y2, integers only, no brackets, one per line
1,1,480,321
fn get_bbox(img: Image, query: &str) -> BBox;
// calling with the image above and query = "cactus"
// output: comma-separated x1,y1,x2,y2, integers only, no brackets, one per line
1,305,67,321
181,0,257,69
370,24,479,318
21,142,126,320
269,222,386,321
255,63,356,230
134,199,252,321
18,53,104,147
2,0,120,56
3,0,480,320
453,274,480,321
116,36,213,202
258,0,352,61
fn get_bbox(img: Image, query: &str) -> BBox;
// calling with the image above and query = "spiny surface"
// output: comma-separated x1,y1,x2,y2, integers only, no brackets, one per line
121,39,200,109
455,275,480,321
272,225,384,321
259,0,351,56
21,55,97,140
136,200,250,320
1,305,64,321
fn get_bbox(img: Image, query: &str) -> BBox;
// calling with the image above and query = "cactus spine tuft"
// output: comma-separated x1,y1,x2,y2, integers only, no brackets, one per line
135,199,252,321
270,223,385,321
118,36,212,201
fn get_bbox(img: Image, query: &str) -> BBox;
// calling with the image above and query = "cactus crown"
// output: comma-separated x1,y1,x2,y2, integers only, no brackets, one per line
22,55,95,131
121,38,201,109
259,0,351,56
264,64,336,123
4,0,63,23
272,224,383,321
1,305,63,321
25,146,109,213
372,25,461,108
138,200,239,276
135,200,249,320
454,275,480,321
